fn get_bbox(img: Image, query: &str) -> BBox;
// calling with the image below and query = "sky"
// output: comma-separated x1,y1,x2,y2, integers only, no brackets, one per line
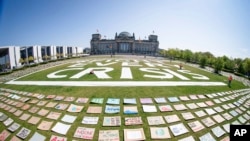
0,0,249,59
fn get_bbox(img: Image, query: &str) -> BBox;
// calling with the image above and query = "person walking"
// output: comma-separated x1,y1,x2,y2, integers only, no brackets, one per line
228,75,233,88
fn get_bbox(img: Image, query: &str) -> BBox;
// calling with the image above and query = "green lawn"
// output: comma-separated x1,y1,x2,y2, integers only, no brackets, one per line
0,56,249,141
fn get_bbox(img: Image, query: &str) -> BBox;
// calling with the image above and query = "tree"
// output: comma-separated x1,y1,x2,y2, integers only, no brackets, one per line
28,56,34,63
19,58,24,65
243,58,250,79
200,56,207,68
183,49,193,62
214,57,224,74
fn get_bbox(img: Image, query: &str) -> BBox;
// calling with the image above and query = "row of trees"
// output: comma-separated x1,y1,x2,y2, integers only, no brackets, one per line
159,48,250,79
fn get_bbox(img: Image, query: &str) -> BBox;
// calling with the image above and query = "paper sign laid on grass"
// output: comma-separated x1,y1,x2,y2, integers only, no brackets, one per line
159,105,173,112
76,98,89,103
91,98,104,104
147,116,165,125
178,136,195,141
16,127,31,139
52,122,71,135
98,130,119,141
87,106,102,114
67,104,84,113
211,126,226,137
29,132,46,141
105,105,120,114
10,136,22,141
123,98,136,104
187,121,205,132
37,109,49,116
169,123,189,136
61,114,77,123
0,130,10,141
8,122,20,132
123,106,138,114
164,115,180,123
81,116,99,124
142,105,157,112
107,98,120,105
140,98,153,104
150,127,171,139
38,120,54,131
73,127,95,140
46,111,62,120
125,117,143,125
124,128,145,141
55,103,69,111
103,116,121,126
50,135,67,141
199,133,216,141
27,116,41,125
154,97,167,103
201,117,215,127
3,118,13,126
168,97,179,102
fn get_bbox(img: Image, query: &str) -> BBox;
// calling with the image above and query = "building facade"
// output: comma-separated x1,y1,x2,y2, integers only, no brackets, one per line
90,31,159,56
0,46,83,71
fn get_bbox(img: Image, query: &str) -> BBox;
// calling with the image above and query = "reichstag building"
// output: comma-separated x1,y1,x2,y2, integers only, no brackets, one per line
90,31,159,56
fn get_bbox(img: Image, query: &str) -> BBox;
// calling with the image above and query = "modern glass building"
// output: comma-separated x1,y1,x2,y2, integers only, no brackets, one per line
90,31,159,56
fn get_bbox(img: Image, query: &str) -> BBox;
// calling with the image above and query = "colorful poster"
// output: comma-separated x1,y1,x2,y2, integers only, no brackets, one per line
46,111,62,120
150,127,171,139
140,98,153,104
90,98,104,104
125,117,143,125
81,116,99,124
0,130,10,141
154,97,167,103
159,105,173,112
98,130,119,141
50,135,67,141
164,115,180,123
147,116,165,125
187,121,205,132
73,127,95,140
211,126,226,137
123,106,138,114
123,98,136,104
76,98,89,103
38,120,54,130
169,123,189,136
105,105,120,114
67,104,84,113
16,127,31,139
8,122,20,132
87,106,102,114
107,98,120,105
103,116,121,126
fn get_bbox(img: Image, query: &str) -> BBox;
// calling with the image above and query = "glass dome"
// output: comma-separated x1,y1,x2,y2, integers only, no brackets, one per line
118,31,131,37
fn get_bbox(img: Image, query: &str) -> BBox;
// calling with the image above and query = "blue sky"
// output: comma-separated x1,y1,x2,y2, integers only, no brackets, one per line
0,0,249,59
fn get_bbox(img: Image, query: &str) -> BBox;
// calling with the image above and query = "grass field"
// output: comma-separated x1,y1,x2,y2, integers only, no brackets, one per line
0,56,249,141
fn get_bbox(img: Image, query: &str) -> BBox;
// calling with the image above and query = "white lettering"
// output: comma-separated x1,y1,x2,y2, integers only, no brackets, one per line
140,68,173,79
70,67,113,79
163,69,190,80
120,67,133,79
178,70,209,80
47,68,83,78
96,62,117,66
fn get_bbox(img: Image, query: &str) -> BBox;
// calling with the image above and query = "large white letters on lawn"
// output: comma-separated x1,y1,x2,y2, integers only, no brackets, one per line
140,68,173,79
47,68,83,78
96,62,117,66
178,70,209,80
70,67,113,79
